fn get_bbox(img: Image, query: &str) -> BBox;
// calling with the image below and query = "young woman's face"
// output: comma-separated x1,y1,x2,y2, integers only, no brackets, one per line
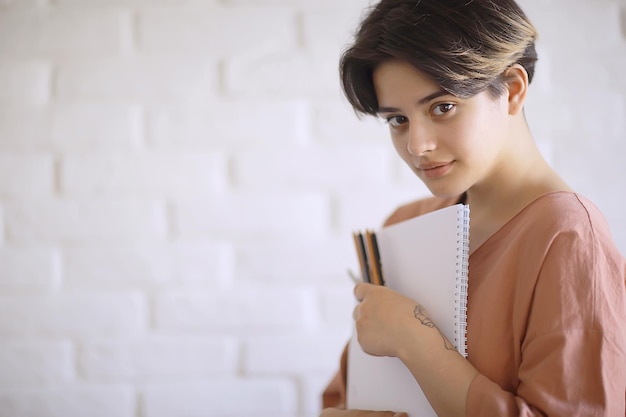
373,60,511,199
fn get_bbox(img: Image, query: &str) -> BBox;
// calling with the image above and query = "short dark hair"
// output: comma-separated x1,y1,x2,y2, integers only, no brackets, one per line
340,0,539,116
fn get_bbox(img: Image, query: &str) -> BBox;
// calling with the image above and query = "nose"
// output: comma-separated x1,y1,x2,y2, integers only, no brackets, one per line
407,122,435,156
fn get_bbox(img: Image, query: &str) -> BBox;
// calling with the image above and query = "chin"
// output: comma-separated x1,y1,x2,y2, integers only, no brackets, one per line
417,169,470,199
423,182,467,200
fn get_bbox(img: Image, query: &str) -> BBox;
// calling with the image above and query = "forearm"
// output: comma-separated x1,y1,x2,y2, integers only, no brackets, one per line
396,317,479,417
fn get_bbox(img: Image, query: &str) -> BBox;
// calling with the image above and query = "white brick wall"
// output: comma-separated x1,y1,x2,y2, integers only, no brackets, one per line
0,341,74,386
0,247,62,293
141,379,298,417
78,336,239,379
5,201,169,244
0,0,624,416
0,62,50,103
0,8,129,56
0,155,54,198
50,103,143,152
0,293,146,338
0,384,136,417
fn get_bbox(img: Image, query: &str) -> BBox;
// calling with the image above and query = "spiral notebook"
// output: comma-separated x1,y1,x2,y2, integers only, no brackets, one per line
347,203,470,417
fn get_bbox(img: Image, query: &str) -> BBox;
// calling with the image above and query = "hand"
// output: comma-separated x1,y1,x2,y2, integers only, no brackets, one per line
320,408,407,417
353,283,422,358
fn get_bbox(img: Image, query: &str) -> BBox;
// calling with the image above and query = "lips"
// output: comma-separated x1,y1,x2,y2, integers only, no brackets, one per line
416,161,454,179
417,162,451,171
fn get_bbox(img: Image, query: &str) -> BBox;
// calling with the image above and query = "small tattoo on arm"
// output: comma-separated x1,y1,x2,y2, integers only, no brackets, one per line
413,304,435,328
413,304,456,351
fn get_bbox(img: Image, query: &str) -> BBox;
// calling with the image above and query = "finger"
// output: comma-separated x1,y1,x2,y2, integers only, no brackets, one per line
352,303,360,321
353,282,372,301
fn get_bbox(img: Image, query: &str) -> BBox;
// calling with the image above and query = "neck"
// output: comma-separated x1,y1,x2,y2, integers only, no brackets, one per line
465,115,570,222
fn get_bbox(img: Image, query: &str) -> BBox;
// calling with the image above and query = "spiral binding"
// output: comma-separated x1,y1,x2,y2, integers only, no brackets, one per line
454,204,470,358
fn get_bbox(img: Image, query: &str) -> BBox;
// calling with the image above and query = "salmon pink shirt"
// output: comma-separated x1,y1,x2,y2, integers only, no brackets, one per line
323,191,626,416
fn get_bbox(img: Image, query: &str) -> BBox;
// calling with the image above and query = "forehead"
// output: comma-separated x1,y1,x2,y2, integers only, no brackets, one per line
373,60,442,103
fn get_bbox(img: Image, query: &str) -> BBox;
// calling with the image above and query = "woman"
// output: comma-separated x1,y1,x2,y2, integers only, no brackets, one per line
321,0,626,416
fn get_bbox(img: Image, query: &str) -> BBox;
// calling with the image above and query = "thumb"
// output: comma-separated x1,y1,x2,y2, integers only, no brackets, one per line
354,282,374,301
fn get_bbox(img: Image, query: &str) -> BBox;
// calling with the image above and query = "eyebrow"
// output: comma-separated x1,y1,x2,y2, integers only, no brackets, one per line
377,90,449,113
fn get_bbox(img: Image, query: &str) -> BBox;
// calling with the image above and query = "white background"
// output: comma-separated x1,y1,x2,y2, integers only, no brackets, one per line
0,0,624,416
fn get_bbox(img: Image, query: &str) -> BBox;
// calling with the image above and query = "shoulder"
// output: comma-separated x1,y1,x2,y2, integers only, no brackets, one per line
383,194,461,227
474,191,623,284
520,193,625,333
516,192,624,289
519,191,613,241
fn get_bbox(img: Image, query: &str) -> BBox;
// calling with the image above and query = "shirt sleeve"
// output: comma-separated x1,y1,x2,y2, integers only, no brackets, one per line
466,226,626,416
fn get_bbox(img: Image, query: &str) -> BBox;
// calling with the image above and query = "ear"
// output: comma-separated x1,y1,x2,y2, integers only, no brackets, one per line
504,64,529,115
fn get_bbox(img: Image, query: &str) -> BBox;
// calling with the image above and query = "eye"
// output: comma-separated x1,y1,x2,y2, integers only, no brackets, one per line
432,103,455,116
384,115,408,128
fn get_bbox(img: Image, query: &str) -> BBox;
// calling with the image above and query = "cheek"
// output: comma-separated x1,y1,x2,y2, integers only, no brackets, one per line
460,105,507,155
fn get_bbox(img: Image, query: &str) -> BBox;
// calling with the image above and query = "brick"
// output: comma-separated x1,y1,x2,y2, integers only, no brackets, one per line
336,185,430,233
147,99,311,149
224,48,340,98
138,6,296,57
551,133,625,192
301,374,336,417
244,330,349,375
4,200,168,244
232,144,392,190
300,7,370,51
234,237,354,286
552,90,625,138
553,155,626,255
60,153,227,198
525,43,552,95
528,2,622,48
538,43,626,94
0,154,54,198
0,9,127,56
0,62,50,104
79,336,238,380
0,293,146,338
221,0,368,6
0,0,47,7
0,341,74,386
603,43,626,92
141,379,297,417
64,242,233,290
221,2,375,98
154,287,316,329
523,90,574,147
318,287,357,330
55,56,218,103
0,247,61,294
534,140,554,166
174,192,331,238
54,0,219,4
0,384,135,417
622,7,626,39
50,103,143,152
312,100,389,144
0,105,50,151
0,205,4,245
